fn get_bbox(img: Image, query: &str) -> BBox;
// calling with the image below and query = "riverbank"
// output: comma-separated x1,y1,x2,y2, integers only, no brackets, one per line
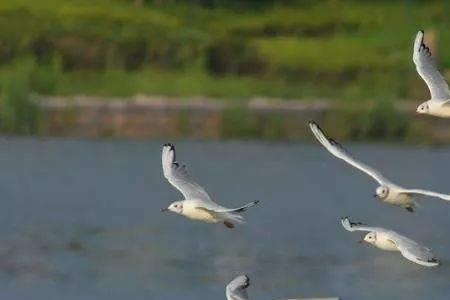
35,95,450,144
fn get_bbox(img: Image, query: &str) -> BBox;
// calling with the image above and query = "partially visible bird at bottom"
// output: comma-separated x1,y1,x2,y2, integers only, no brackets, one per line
225,274,340,300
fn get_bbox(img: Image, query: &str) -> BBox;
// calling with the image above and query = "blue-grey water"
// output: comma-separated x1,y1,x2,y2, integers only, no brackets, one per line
0,138,449,300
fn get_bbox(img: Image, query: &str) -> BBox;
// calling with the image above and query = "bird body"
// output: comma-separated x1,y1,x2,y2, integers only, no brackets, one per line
413,30,450,117
342,217,439,267
177,199,224,223
380,185,416,211
421,100,450,117
372,232,400,252
309,121,450,211
161,143,259,228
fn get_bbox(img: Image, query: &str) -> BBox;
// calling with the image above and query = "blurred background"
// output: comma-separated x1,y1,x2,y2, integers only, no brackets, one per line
0,0,449,141
1,1,450,300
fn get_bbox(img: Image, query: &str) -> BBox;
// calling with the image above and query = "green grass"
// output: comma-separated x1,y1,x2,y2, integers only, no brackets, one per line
54,69,320,99
0,0,448,101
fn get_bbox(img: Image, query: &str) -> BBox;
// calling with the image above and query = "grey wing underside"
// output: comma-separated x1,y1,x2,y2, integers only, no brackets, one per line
309,122,389,185
391,233,439,267
413,30,450,100
226,275,250,300
199,201,260,213
195,201,259,219
162,143,213,202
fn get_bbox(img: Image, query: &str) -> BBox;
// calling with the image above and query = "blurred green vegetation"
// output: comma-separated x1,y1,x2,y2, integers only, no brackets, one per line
0,0,448,102
0,0,448,140
0,59,40,134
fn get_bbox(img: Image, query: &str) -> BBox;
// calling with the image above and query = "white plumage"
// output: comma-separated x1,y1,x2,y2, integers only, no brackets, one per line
341,217,439,267
226,275,250,300
161,143,259,228
309,121,450,212
413,30,450,117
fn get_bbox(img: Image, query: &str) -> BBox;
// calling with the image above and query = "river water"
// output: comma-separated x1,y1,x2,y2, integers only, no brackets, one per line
0,138,449,300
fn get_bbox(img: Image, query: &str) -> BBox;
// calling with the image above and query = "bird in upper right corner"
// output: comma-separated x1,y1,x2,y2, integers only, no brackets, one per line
413,30,450,117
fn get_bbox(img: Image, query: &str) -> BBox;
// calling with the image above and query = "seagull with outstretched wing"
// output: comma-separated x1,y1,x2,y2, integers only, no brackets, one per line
341,217,439,267
309,121,450,212
161,143,259,228
413,30,450,117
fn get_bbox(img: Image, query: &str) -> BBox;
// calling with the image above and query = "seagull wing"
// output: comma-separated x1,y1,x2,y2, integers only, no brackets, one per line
202,201,259,213
413,30,450,100
309,121,388,185
390,233,439,267
341,217,385,233
399,188,450,201
226,275,250,300
162,143,212,202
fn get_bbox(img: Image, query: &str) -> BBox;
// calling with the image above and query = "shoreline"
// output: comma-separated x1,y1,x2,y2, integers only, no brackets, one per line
33,95,450,143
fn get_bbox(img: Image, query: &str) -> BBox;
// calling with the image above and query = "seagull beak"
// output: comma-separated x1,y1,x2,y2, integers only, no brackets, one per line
161,208,169,212
373,194,378,198
358,239,365,244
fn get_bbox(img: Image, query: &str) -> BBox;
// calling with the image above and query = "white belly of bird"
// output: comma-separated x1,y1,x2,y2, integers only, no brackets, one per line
430,102,450,118
374,235,398,252
386,190,413,206
183,206,221,223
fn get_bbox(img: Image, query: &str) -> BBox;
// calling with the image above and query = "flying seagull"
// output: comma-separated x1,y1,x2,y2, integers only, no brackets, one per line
309,121,450,212
161,143,259,228
341,217,439,267
226,275,250,300
225,274,339,300
414,30,450,117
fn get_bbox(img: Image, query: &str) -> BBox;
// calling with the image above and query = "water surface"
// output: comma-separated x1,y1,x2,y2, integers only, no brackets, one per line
0,138,449,300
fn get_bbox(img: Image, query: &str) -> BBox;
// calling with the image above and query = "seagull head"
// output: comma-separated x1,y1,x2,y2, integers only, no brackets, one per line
362,232,377,245
162,201,183,214
416,102,429,114
375,186,389,199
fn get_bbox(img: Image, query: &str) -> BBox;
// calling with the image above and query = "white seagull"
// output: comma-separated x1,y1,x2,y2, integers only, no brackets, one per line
226,275,250,300
161,143,259,228
226,274,339,300
309,121,450,212
341,217,439,267
413,30,450,117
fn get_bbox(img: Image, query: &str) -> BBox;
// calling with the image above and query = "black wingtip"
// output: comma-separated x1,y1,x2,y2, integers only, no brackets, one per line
405,206,415,213
329,138,339,144
309,121,326,134
244,274,250,287
342,216,365,227
163,143,176,154
163,143,176,160
254,200,260,205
